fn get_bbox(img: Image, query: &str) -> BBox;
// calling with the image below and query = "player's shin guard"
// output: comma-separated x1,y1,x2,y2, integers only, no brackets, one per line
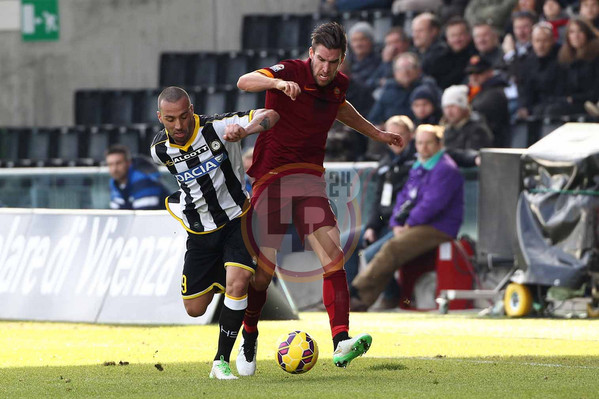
215,294,247,362
242,283,267,334
323,269,350,345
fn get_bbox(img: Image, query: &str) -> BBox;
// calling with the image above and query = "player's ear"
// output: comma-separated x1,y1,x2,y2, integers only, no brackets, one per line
309,46,314,59
156,110,162,124
189,103,194,114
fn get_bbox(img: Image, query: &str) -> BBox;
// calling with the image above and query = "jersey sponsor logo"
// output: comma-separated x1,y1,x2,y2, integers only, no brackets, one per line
175,153,228,182
303,86,317,91
270,64,284,72
166,146,209,166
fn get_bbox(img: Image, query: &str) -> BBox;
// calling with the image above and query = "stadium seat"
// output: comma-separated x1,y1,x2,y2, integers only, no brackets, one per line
75,89,104,125
234,90,264,112
159,53,190,87
242,15,272,50
87,125,114,165
136,88,161,125
20,127,58,167
200,87,235,116
254,49,288,69
221,50,255,86
0,127,25,168
114,125,145,156
55,126,88,166
187,52,220,87
102,90,136,125
272,14,311,50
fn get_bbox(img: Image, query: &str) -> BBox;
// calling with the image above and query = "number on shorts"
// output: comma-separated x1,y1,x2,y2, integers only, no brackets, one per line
181,274,187,294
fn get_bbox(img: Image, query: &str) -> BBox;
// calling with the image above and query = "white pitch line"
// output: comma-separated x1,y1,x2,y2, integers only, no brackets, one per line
369,356,599,370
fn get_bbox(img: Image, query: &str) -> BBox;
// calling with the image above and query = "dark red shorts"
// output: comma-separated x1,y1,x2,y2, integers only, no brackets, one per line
248,174,337,249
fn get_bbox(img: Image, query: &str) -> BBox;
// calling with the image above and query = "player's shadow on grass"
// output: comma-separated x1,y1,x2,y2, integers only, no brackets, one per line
368,362,408,371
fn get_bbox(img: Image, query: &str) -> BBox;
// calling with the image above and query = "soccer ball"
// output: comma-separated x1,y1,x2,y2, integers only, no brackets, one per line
275,330,319,374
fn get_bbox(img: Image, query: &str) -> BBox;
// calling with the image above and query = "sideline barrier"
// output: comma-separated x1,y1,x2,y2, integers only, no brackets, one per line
0,208,218,324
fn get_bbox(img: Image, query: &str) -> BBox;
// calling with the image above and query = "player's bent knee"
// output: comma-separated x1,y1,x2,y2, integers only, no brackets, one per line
183,300,208,317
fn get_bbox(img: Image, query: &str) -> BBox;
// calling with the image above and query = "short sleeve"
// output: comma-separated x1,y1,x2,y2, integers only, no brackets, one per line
256,59,297,81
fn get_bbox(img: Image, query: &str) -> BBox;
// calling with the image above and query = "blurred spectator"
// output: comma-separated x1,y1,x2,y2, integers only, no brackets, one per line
466,55,511,147
439,0,471,23
242,147,254,194
344,116,416,293
366,27,411,92
541,0,570,40
411,13,446,76
502,11,537,120
392,0,442,13
441,85,494,167
368,52,440,125
517,22,561,118
320,0,392,13
473,22,505,67
347,22,381,85
349,124,464,311
465,0,519,32
410,84,442,125
427,16,477,89
547,18,599,116
106,144,168,210
578,0,599,30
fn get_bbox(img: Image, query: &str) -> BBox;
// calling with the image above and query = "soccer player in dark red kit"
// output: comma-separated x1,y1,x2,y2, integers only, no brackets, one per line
235,22,404,375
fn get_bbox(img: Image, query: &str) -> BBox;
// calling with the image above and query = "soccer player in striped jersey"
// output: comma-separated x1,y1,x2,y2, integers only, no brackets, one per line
235,22,405,375
150,86,279,380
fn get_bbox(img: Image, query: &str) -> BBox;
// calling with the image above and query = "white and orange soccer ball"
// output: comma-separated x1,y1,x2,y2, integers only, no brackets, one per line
275,330,319,374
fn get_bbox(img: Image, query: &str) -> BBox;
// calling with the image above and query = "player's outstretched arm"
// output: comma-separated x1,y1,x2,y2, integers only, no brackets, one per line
223,109,280,142
237,71,301,100
336,101,404,147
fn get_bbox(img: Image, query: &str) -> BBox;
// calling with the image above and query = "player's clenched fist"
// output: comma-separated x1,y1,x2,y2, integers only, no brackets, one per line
223,124,247,142
275,79,301,101
380,130,404,148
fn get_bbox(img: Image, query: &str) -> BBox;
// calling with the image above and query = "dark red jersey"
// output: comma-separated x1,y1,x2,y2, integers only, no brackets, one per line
247,58,349,181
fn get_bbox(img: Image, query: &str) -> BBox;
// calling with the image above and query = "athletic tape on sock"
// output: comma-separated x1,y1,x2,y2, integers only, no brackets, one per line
224,294,248,311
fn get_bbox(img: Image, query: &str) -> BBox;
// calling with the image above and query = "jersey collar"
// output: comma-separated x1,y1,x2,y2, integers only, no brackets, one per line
166,114,200,152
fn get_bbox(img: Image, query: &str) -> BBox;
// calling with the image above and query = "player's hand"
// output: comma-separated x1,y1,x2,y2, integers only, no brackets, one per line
393,225,408,237
275,79,301,101
379,130,404,148
223,124,247,142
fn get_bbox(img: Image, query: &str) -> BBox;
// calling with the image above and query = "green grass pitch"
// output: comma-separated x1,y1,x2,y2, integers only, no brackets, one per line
1,312,598,398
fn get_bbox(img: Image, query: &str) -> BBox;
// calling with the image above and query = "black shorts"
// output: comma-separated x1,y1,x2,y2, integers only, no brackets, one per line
181,217,256,299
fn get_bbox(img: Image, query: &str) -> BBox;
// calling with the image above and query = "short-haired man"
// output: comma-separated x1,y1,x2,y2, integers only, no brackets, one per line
236,22,404,375
427,16,477,89
106,144,168,210
472,22,504,68
150,86,280,379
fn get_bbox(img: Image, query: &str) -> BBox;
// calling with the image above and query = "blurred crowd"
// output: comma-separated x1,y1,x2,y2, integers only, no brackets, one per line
321,0,599,162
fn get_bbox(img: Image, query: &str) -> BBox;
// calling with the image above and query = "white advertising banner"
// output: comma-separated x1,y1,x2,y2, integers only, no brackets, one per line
0,209,218,325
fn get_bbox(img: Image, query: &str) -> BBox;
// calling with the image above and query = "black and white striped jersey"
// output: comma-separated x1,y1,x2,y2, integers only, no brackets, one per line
150,111,254,234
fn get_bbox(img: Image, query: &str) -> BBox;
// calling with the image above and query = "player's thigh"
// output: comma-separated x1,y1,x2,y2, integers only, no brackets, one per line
181,232,226,316
222,217,256,296
183,291,215,318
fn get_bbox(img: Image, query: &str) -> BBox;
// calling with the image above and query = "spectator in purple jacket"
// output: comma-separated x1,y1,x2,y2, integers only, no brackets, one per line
349,124,464,311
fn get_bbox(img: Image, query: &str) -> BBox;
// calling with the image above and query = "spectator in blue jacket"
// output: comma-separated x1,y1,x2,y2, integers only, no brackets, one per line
368,52,440,125
349,124,464,311
106,144,169,210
